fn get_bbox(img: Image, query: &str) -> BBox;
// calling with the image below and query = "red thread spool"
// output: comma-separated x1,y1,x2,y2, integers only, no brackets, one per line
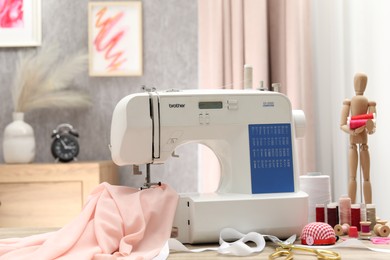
316,204,325,222
351,204,361,231
350,113,375,120
360,221,371,236
327,203,339,228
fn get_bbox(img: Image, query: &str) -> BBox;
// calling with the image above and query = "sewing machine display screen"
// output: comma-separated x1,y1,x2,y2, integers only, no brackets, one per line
248,123,294,193
198,101,223,109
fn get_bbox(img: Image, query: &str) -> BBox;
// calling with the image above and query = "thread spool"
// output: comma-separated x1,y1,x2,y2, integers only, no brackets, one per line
339,196,351,226
327,203,339,228
334,223,350,236
360,221,372,236
350,113,375,120
300,174,332,223
348,119,375,131
361,204,367,222
374,220,390,237
351,204,361,231
316,204,325,222
244,64,253,89
366,204,376,230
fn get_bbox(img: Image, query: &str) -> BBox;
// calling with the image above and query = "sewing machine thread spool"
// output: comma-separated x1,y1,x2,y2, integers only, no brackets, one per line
360,221,372,236
327,203,339,228
334,223,350,236
339,196,351,226
244,64,253,89
374,220,390,237
351,204,361,231
316,204,325,223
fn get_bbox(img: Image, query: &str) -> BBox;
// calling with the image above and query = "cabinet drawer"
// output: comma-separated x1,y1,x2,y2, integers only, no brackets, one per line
0,182,82,227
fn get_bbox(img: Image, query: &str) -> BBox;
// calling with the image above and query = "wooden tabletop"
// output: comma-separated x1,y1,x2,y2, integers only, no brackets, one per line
1,228,390,259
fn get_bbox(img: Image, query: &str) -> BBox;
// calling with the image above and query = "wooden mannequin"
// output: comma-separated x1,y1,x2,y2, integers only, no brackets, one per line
340,73,376,204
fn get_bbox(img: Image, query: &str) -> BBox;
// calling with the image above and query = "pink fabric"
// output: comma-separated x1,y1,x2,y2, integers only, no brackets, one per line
0,182,178,260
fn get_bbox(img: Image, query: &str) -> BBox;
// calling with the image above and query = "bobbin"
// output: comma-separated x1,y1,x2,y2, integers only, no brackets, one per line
334,223,350,236
374,220,390,237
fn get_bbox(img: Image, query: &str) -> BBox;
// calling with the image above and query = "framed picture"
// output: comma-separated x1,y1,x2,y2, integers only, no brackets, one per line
0,0,41,47
88,1,143,77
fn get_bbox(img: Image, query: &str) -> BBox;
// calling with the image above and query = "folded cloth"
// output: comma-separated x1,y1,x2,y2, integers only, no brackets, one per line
0,182,179,260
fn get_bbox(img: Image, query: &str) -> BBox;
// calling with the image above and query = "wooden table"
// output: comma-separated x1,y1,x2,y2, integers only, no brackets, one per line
1,228,390,259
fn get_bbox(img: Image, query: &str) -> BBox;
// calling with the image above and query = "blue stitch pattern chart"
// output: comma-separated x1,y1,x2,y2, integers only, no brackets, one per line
248,123,295,193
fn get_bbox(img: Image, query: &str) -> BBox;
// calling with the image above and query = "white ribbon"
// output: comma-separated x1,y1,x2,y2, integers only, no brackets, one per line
165,227,266,257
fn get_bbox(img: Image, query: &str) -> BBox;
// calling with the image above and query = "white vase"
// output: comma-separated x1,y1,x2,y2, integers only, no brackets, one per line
3,112,36,163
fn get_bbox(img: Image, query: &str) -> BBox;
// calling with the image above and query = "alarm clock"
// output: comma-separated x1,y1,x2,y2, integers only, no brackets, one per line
51,124,80,162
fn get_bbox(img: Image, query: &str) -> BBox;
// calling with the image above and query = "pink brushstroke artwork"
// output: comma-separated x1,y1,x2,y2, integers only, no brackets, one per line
94,7,128,71
0,0,24,28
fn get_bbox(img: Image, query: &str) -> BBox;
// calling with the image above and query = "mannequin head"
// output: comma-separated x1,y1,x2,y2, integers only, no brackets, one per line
354,72,368,95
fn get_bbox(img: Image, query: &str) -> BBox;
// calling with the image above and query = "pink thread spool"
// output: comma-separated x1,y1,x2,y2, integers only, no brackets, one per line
360,221,372,236
334,223,350,236
348,119,368,129
339,196,351,226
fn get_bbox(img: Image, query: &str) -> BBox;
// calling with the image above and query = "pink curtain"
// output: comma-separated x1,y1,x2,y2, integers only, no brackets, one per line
198,0,315,192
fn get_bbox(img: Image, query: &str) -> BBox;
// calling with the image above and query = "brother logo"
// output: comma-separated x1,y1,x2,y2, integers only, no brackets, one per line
169,103,185,108
262,101,274,107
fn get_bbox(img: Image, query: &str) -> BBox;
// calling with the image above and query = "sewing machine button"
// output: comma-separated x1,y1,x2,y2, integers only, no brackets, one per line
199,113,210,125
199,114,205,125
227,99,238,110
205,113,210,124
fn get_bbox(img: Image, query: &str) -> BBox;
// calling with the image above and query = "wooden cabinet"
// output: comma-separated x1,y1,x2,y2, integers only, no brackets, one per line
0,161,118,228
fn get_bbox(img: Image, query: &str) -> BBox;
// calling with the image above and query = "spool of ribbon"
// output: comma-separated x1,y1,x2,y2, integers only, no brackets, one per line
299,173,332,223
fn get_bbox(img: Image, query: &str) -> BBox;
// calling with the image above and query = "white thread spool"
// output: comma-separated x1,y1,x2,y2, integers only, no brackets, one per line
300,173,332,223
244,64,253,89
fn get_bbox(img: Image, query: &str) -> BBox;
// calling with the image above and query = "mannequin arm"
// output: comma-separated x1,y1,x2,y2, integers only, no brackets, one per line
368,101,377,134
340,99,353,134
368,101,376,114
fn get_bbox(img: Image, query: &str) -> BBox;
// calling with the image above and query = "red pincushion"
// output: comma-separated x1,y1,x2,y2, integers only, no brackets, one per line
301,222,337,246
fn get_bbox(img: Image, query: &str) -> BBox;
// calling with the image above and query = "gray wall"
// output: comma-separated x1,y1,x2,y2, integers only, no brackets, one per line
0,0,198,192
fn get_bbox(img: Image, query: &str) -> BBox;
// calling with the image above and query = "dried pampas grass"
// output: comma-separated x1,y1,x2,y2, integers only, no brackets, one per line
11,44,92,113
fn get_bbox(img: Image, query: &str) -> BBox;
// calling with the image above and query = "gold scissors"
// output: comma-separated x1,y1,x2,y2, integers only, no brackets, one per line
269,243,341,260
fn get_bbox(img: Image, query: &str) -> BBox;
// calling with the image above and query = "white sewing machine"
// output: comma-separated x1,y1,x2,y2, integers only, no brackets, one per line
110,88,308,244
